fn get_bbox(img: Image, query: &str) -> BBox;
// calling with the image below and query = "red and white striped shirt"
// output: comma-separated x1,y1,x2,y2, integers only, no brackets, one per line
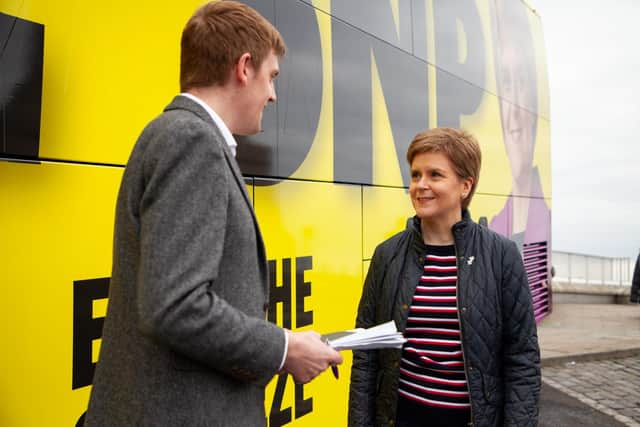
398,244,470,411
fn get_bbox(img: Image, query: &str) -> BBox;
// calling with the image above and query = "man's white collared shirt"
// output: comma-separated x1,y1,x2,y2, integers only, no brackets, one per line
179,92,238,157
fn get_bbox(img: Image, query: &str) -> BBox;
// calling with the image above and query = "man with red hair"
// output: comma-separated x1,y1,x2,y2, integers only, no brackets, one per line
86,2,341,425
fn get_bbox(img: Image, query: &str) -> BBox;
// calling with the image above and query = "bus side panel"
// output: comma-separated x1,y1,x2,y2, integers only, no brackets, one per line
0,162,121,426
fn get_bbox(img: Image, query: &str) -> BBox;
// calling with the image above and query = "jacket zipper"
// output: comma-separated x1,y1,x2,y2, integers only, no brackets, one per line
455,241,475,426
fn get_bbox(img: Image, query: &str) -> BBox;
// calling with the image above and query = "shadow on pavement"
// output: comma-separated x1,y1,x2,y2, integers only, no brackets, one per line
539,382,626,427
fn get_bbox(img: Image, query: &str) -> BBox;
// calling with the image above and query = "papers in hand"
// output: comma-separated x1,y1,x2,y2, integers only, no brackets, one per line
322,320,406,351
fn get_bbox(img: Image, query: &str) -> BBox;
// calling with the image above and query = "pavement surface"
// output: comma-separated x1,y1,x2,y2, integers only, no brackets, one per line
538,303,640,363
539,381,627,427
538,303,640,426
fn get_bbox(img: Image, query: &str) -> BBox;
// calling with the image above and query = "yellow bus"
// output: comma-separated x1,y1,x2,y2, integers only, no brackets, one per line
0,0,551,425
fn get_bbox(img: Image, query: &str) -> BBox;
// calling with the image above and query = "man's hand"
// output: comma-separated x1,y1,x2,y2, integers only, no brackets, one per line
282,330,343,384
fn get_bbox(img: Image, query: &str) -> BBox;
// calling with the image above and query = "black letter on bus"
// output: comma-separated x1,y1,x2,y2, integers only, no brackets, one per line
332,1,428,187
295,383,312,419
237,0,322,183
295,256,312,328
72,277,109,389
433,0,485,127
269,373,292,427
268,258,292,329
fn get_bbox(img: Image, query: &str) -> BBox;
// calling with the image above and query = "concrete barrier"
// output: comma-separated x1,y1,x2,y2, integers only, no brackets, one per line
551,280,631,304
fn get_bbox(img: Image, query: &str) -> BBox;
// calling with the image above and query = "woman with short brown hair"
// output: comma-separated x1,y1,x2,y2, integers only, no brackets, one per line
349,128,540,427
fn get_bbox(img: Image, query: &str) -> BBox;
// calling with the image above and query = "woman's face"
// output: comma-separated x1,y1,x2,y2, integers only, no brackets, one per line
409,151,472,226
496,8,536,183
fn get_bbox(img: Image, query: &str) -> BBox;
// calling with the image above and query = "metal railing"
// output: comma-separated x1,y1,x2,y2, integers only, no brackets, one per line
552,251,633,286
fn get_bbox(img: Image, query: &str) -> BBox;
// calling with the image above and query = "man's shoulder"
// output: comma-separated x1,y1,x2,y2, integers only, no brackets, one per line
153,103,208,131
137,96,214,133
138,104,220,148
126,104,225,173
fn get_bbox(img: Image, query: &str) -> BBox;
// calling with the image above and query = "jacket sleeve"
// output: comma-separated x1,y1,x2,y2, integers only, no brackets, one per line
134,118,284,386
348,246,384,427
500,240,541,426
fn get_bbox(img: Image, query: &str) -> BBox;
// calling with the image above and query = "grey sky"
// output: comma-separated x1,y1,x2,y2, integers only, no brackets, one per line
531,0,640,259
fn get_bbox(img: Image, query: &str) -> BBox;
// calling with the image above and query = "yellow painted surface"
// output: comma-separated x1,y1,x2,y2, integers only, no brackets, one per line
289,8,333,183
5,0,205,164
0,161,122,426
459,87,513,199
469,193,511,227
254,180,363,425
363,186,414,260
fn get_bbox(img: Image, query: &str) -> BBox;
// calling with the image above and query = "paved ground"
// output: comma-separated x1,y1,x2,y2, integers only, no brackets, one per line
539,381,627,427
538,303,640,362
538,303,640,426
542,356,640,426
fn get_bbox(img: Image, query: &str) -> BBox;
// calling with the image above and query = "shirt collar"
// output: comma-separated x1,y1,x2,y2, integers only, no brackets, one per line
179,92,238,157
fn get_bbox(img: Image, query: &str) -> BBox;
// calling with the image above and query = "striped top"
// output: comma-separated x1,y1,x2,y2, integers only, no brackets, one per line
398,244,470,411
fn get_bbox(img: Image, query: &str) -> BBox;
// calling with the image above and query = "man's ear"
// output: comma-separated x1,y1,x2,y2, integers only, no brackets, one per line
234,52,252,86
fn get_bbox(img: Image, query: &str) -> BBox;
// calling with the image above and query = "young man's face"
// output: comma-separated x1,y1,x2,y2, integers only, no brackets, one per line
236,50,279,136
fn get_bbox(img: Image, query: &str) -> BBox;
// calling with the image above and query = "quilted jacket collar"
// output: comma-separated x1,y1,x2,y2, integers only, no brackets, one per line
407,209,472,243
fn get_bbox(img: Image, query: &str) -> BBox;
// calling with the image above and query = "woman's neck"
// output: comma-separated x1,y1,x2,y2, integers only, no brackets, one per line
420,217,459,245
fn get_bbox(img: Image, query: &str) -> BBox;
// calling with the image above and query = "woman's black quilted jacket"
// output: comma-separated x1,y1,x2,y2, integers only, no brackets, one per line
348,211,541,426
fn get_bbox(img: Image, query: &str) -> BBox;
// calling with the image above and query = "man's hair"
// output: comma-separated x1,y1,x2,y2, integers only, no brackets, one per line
406,128,482,210
180,1,286,92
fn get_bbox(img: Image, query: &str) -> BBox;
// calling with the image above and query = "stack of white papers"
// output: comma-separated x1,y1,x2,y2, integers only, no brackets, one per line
322,320,407,351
